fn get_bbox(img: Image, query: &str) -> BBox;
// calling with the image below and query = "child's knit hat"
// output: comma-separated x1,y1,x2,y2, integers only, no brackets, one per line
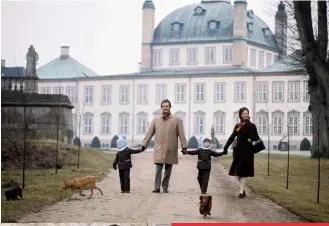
117,136,128,151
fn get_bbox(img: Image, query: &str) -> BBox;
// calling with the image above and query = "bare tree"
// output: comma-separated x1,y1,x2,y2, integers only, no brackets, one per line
1,95,27,173
3,76,33,189
286,1,328,156
266,1,328,157
294,1,329,158
54,80,65,174
281,103,293,190
265,102,274,176
76,95,86,169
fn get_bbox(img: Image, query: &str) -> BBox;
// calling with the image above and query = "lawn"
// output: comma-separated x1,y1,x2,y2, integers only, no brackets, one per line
220,153,329,223
1,144,115,223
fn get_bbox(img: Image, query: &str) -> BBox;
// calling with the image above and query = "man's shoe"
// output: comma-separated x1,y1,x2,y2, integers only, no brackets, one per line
201,191,206,194
152,189,160,193
238,193,245,198
163,189,169,193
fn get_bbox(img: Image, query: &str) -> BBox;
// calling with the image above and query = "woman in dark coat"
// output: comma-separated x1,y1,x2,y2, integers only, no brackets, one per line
223,107,260,198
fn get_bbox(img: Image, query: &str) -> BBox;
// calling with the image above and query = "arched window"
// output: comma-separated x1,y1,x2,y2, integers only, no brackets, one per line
100,112,111,135
83,112,94,135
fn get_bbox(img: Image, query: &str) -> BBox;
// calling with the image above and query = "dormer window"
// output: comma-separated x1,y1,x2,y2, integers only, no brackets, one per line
247,10,254,19
194,6,206,15
208,20,220,30
171,22,183,31
173,23,180,31
171,22,184,38
262,27,270,37
247,22,254,32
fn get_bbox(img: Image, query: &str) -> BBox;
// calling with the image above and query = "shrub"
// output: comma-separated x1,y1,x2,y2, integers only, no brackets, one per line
278,140,288,151
188,136,198,148
73,137,80,146
300,138,311,151
214,137,222,149
91,136,101,148
111,135,119,148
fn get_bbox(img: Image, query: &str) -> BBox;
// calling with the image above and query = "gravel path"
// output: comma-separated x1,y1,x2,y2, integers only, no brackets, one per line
19,152,304,223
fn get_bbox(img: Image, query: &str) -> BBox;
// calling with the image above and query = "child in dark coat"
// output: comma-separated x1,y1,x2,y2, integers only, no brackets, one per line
113,136,146,193
182,136,226,194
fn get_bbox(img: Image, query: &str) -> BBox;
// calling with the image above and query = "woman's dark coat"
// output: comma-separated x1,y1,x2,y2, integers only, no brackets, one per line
223,121,260,177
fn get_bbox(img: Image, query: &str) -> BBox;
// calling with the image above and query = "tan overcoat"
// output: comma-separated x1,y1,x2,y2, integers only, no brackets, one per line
143,114,187,164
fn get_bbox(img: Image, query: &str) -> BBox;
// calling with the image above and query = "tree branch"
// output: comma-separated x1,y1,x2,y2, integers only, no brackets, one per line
293,1,316,59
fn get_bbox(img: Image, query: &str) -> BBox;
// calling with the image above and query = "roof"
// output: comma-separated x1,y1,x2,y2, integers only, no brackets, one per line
38,65,304,82
142,0,155,9
275,1,287,20
263,51,305,73
39,67,260,81
101,67,254,77
1,67,25,77
152,1,278,51
37,56,98,79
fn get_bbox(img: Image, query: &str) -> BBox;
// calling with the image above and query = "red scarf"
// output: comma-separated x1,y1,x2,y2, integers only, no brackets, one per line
236,117,250,132
162,112,171,120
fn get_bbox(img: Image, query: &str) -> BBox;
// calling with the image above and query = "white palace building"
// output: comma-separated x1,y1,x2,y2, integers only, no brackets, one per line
35,0,311,150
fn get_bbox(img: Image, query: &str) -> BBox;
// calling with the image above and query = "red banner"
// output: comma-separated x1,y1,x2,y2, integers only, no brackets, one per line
172,224,329,226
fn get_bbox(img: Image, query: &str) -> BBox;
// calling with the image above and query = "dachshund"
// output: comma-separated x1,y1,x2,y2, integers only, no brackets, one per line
60,172,104,200
5,185,23,201
199,195,212,218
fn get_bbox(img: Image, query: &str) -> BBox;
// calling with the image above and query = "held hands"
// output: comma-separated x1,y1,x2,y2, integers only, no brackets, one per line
222,148,228,155
141,146,146,152
181,148,187,155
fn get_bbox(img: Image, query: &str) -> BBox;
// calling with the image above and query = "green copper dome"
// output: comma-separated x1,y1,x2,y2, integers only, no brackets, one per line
153,1,278,51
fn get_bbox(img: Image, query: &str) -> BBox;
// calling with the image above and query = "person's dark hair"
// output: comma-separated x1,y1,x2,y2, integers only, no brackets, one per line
238,107,249,119
160,99,171,108
204,138,210,143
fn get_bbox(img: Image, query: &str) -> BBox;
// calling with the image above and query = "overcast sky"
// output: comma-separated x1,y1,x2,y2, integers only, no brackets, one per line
1,0,277,75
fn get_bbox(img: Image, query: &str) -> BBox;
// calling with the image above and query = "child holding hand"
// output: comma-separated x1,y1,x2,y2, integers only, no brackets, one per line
182,136,226,194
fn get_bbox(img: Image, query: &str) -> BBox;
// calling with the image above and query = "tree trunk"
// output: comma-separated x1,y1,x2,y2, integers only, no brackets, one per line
22,105,27,189
55,117,59,174
310,63,329,158
310,89,329,158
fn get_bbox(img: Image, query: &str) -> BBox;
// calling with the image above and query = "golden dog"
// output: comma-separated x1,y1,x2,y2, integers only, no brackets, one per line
199,195,212,217
60,173,104,200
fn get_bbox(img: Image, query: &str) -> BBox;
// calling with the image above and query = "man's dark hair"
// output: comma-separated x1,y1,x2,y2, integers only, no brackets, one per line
160,99,171,108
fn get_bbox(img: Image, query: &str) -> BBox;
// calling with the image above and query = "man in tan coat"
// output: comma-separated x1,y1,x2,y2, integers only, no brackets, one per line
143,99,187,193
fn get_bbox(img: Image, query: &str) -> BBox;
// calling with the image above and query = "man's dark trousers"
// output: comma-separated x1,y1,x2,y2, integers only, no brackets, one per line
119,169,130,192
197,169,211,193
155,163,173,191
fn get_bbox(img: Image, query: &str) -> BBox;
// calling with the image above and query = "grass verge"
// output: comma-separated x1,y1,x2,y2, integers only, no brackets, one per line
220,154,329,222
1,144,115,223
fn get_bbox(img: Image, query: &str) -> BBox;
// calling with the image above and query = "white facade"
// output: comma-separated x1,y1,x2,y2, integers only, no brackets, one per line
38,73,312,150
152,43,279,71
36,1,311,150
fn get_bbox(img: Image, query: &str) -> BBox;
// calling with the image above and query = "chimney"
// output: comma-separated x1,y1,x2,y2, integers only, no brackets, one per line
1,59,5,67
60,46,70,59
